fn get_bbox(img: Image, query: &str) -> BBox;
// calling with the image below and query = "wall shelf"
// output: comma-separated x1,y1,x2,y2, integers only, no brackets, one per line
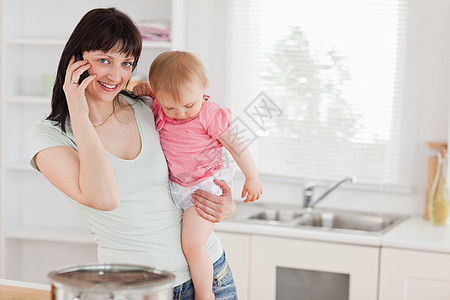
5,163,34,172
6,38,172,49
142,41,172,49
6,227,95,245
6,38,66,46
5,96,50,105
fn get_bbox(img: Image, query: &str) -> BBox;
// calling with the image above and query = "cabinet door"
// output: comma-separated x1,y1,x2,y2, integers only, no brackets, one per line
379,248,450,300
216,231,251,300
250,236,379,300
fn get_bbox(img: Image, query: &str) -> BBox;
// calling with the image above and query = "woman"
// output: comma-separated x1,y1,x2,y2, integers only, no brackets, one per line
28,8,237,299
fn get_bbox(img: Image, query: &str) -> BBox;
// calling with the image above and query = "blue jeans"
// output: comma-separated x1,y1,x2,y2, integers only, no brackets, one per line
173,252,238,300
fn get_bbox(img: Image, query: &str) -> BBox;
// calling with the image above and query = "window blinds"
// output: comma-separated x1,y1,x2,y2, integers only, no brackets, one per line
224,0,423,190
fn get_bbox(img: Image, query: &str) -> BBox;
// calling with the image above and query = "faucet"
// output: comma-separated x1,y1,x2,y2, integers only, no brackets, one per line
303,176,357,210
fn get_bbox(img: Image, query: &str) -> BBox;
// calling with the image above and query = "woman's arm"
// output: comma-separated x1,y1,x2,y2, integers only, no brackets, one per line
35,57,119,211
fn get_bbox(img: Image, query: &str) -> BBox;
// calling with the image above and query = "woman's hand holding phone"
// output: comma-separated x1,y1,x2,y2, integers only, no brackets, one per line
74,53,90,83
63,56,96,120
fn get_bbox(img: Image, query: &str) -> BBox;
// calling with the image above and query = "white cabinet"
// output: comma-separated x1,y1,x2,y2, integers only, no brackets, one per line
215,232,251,300
0,0,185,283
249,236,379,300
216,230,379,300
379,248,450,300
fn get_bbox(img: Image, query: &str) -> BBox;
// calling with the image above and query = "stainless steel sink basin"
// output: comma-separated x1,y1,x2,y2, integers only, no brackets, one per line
240,206,407,235
295,211,400,232
249,208,304,224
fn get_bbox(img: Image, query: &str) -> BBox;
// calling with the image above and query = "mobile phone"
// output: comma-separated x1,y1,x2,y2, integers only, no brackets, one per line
74,52,90,83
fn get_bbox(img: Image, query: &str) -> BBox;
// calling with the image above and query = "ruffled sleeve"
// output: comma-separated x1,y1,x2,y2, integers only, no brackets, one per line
150,99,166,131
200,96,232,140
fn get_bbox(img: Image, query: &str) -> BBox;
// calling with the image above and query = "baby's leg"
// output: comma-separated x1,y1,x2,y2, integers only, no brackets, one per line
182,206,215,300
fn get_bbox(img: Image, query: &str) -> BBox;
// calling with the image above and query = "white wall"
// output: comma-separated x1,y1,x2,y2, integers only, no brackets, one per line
184,0,450,217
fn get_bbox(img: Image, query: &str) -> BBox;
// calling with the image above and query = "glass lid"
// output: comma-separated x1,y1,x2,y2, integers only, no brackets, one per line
48,264,174,291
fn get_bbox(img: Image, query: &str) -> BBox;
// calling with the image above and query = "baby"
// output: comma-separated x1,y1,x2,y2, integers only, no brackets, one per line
133,51,262,299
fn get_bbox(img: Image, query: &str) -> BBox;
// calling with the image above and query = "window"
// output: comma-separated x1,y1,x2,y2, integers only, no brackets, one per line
224,0,423,190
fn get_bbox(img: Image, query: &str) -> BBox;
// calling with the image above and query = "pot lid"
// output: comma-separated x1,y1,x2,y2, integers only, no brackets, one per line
48,264,174,292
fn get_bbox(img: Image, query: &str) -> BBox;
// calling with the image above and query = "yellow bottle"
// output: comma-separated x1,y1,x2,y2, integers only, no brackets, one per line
429,149,449,226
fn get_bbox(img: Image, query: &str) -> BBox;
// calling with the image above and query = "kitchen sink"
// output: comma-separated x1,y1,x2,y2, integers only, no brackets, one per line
248,208,304,224
239,205,407,235
295,211,399,232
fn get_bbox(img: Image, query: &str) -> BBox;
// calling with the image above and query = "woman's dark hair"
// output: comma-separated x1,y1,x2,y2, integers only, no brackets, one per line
47,7,142,132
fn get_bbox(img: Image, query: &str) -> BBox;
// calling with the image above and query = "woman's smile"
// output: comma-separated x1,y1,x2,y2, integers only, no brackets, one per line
98,80,120,91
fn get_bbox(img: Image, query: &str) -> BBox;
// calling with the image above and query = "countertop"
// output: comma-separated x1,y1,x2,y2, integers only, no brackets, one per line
0,279,50,300
215,202,450,254
382,217,450,254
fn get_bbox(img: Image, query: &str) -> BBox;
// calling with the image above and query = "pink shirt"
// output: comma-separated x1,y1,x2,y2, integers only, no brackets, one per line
151,96,232,187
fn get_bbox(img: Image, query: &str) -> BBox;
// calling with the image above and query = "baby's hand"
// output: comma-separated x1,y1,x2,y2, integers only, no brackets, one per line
132,81,155,98
241,178,263,203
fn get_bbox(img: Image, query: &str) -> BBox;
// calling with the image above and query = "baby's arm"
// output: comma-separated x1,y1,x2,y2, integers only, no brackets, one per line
219,128,262,202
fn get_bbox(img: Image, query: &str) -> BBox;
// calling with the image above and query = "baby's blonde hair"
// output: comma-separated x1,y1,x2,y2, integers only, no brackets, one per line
149,51,209,103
